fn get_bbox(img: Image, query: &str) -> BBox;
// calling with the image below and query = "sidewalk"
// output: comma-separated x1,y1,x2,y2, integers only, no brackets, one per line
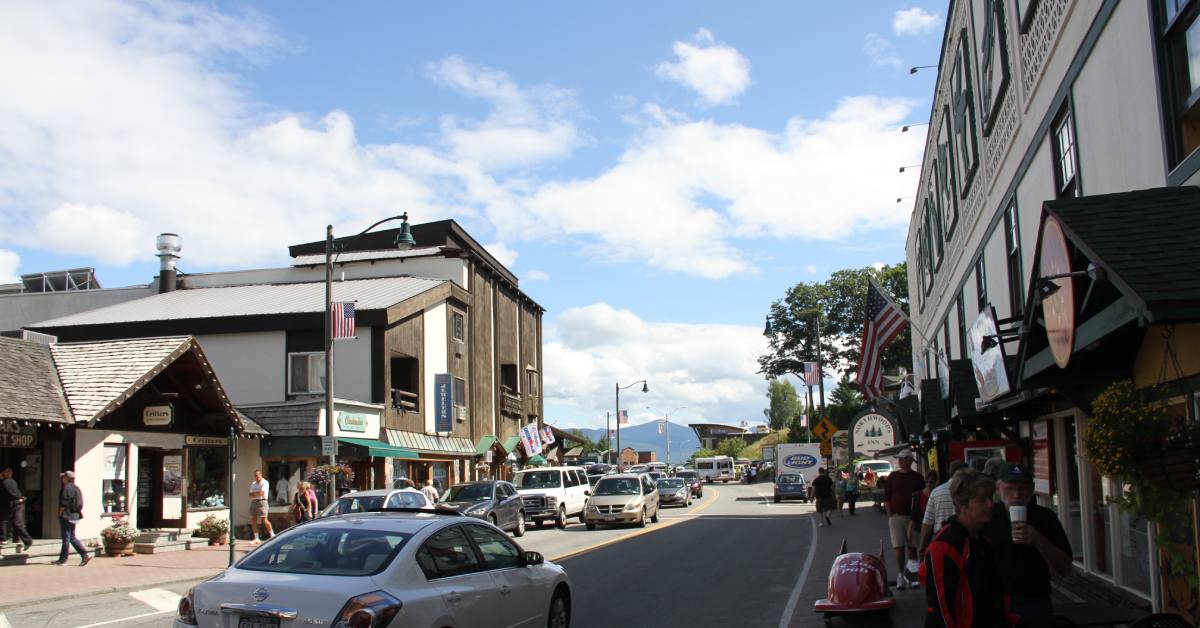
0,544,251,610
787,503,928,627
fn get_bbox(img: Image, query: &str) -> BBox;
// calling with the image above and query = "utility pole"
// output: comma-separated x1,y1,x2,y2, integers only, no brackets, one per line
324,225,337,507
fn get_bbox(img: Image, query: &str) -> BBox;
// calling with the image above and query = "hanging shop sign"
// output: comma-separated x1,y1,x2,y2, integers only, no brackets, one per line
336,412,369,433
434,374,453,433
143,404,174,427
1040,216,1075,368
185,435,228,447
850,411,897,458
0,424,37,448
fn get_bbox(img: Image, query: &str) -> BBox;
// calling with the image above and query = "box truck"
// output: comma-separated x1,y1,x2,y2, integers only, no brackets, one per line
775,443,823,486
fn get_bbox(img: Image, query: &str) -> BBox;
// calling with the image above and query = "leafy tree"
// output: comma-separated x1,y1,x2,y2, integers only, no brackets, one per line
567,429,597,453
765,378,803,431
826,374,867,430
786,415,813,444
717,437,748,459
760,262,911,396
690,447,718,461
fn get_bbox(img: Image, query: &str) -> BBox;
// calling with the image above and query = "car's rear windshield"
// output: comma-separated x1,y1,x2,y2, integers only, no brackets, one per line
864,463,892,471
594,478,640,495
675,471,697,479
239,527,411,576
329,495,385,514
512,470,561,489
657,479,685,488
778,474,803,484
445,484,492,501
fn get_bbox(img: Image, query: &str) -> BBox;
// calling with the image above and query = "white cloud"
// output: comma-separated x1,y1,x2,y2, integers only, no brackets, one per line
34,203,149,265
893,8,941,36
863,33,902,67
525,269,549,281
483,242,518,268
655,28,751,106
0,249,18,282
544,303,767,427
805,264,818,275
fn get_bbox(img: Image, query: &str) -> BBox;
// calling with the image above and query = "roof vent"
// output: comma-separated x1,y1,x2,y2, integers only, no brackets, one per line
156,233,182,293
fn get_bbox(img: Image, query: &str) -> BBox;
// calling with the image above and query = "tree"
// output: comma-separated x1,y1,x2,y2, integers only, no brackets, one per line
567,428,598,453
717,437,747,459
826,373,867,430
786,414,813,444
760,262,911,395
690,447,718,461
765,378,803,431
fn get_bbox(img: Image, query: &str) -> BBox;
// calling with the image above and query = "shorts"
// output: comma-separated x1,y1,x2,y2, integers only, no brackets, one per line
817,497,837,512
250,499,268,518
889,514,915,548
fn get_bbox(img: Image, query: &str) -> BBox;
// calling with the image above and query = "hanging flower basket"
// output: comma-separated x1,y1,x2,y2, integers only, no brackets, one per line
1137,421,1200,492
306,463,355,489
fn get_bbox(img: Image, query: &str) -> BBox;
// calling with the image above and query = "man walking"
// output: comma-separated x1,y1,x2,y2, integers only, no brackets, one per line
919,460,969,556
53,470,89,566
883,449,923,589
2,465,34,552
421,479,440,503
811,467,834,527
248,469,274,544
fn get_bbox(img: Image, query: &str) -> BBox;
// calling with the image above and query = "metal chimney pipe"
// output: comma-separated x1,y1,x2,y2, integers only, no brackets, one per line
156,233,182,293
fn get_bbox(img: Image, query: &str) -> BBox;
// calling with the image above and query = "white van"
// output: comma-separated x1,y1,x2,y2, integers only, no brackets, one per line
695,455,735,483
511,466,591,528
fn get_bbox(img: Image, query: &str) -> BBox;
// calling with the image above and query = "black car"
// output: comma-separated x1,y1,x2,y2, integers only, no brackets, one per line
436,480,526,536
674,470,703,497
586,463,613,475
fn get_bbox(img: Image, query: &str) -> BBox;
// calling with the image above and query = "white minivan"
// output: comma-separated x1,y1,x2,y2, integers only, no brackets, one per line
511,466,591,528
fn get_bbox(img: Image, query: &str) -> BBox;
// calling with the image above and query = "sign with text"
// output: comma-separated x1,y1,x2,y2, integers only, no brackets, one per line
1032,421,1053,494
761,446,775,462
820,441,832,457
184,435,228,447
0,424,36,448
850,412,898,458
434,374,453,433
337,412,368,433
321,435,336,457
162,455,183,497
143,404,174,427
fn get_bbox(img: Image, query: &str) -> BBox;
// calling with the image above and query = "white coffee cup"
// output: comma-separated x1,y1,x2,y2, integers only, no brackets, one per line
1009,505,1027,523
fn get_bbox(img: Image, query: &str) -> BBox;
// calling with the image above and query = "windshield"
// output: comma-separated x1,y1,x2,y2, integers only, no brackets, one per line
594,478,641,496
512,470,561,490
865,462,892,472
675,471,697,480
444,484,492,502
328,495,384,515
239,527,410,576
777,474,803,484
657,479,685,488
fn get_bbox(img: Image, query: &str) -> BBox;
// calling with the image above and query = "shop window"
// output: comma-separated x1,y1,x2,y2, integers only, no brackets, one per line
1089,465,1111,574
975,257,988,310
452,312,465,341
101,444,128,514
1158,0,1200,167
1004,200,1024,319
188,447,228,509
431,462,450,492
288,352,326,395
526,370,539,398
1052,106,1079,198
453,377,467,422
956,292,967,359
1063,418,1085,563
1118,511,1153,594
266,460,308,508
390,356,419,413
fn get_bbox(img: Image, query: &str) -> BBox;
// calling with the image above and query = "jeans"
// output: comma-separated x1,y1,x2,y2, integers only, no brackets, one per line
845,492,858,515
1011,595,1054,627
7,504,33,547
58,516,87,561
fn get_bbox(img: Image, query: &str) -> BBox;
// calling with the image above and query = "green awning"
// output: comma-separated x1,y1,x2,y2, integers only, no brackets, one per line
502,436,520,454
475,435,498,456
337,437,419,459
527,454,547,466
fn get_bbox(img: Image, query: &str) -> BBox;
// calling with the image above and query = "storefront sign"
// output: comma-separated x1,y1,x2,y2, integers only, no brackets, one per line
850,412,897,458
162,455,183,497
184,435,227,446
143,404,174,427
336,412,368,433
967,307,1011,402
1040,216,1075,368
434,374,453,433
1032,421,1053,494
0,424,37,448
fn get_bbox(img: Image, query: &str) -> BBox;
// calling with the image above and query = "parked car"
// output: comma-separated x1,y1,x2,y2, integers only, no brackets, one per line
511,466,591,529
319,488,429,517
655,477,692,508
583,473,660,529
175,510,572,628
645,471,667,483
774,473,809,504
674,470,703,497
627,464,649,474
586,463,612,475
436,480,526,537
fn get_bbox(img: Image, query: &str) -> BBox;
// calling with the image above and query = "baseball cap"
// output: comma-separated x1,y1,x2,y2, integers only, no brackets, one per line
896,449,914,459
60,470,76,479
998,462,1032,483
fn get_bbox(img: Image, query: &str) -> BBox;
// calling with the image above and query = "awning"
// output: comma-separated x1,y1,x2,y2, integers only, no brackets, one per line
527,454,547,466
384,429,475,455
475,435,498,456
502,436,520,454
338,437,419,459
564,446,583,458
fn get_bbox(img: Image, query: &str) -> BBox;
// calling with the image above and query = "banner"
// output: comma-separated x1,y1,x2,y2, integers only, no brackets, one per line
617,410,629,425
541,426,556,445
658,420,665,434
520,423,543,456
434,374,453,433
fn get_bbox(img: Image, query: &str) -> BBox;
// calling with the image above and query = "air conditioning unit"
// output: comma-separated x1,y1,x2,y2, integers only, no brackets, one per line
456,406,468,422
453,338,465,357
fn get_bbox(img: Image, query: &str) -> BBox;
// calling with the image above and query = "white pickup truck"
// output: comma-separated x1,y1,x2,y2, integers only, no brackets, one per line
511,467,591,528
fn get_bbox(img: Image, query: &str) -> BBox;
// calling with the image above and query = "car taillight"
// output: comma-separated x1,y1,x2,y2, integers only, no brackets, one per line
177,590,198,625
333,590,402,628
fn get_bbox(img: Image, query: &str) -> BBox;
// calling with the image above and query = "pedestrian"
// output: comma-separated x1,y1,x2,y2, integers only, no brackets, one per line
983,462,1072,627
844,472,861,515
394,476,415,490
922,469,1010,627
421,479,440,502
811,467,834,527
908,470,938,545
291,481,314,523
834,470,846,515
884,449,924,589
305,481,319,516
2,465,33,552
918,461,969,556
52,470,89,566
248,469,274,544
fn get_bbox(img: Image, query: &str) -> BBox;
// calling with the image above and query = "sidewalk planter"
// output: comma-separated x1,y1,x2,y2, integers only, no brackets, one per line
206,533,229,546
195,514,231,547
99,516,139,557
103,540,135,557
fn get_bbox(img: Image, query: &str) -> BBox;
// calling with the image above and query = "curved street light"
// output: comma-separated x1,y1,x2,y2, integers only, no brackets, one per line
614,380,648,468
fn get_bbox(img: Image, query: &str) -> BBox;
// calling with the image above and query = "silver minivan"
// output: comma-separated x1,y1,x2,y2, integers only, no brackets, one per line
583,473,660,529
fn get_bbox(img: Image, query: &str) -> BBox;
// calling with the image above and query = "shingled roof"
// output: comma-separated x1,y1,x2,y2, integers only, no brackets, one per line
238,400,322,437
1045,186,1200,322
0,337,71,424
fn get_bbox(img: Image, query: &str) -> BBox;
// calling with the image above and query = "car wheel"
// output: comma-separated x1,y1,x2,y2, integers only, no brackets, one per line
578,505,587,524
547,589,570,628
638,507,647,528
585,522,596,531
774,496,781,503
555,506,567,529
488,514,498,527
513,513,526,537
650,507,659,523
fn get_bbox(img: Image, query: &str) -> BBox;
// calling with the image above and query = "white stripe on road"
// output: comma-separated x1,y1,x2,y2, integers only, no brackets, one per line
129,587,182,612
74,609,173,628
777,515,818,628
0,612,11,628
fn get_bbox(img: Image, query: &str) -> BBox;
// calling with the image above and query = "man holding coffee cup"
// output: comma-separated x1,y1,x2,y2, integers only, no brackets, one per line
984,462,1072,627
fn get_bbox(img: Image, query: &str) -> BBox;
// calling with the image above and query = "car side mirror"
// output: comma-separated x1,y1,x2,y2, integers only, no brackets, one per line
584,490,591,496
524,551,544,566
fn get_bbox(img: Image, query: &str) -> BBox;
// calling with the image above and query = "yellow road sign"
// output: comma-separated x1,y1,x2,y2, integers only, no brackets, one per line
813,418,837,442
820,441,832,457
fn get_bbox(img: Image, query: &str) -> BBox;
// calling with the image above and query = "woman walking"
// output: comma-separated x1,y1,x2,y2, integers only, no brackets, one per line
844,472,861,515
291,481,316,524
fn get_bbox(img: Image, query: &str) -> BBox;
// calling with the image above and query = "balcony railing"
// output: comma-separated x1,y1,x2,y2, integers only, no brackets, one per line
500,388,522,416
391,388,418,413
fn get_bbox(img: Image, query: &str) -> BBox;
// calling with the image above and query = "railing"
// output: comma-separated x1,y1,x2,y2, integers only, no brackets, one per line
391,388,418,413
500,389,522,416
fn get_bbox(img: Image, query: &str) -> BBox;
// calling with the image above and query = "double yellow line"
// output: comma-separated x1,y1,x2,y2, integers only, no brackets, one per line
551,488,720,562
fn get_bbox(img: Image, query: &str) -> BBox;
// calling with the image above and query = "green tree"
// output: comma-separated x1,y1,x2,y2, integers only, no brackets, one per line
826,374,867,430
717,437,748,459
765,378,803,431
690,447,718,461
760,262,910,395
567,428,597,453
786,415,813,444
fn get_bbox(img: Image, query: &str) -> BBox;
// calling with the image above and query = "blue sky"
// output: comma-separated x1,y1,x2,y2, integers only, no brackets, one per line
0,1,945,430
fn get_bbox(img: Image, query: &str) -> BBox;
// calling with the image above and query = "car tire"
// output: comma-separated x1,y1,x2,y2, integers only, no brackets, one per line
650,507,659,523
585,522,596,531
488,514,498,527
547,589,570,628
638,507,647,528
513,513,526,537
555,506,567,529
774,496,781,503
578,505,587,524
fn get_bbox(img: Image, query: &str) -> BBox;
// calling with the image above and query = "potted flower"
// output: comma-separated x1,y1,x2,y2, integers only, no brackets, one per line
100,516,140,556
306,463,355,490
196,514,230,546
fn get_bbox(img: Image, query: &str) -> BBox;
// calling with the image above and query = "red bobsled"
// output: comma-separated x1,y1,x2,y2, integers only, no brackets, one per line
813,540,896,623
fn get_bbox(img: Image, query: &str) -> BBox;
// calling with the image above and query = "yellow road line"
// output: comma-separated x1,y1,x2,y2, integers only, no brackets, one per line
551,488,720,563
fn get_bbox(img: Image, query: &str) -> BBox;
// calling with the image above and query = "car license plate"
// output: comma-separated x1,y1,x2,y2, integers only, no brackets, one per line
239,616,280,628
603,515,615,521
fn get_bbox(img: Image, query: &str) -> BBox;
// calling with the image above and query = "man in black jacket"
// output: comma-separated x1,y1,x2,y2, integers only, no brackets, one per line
2,465,33,552
52,470,89,566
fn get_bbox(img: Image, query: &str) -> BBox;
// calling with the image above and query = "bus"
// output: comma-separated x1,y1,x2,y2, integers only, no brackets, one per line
694,456,735,483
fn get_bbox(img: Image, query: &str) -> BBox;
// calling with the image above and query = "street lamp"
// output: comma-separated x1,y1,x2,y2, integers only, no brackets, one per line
910,65,937,74
615,380,648,469
324,213,415,505
898,163,923,173
646,405,688,467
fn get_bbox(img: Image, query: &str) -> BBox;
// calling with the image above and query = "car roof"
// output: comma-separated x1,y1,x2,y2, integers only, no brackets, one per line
339,488,421,498
600,473,645,480
304,510,459,534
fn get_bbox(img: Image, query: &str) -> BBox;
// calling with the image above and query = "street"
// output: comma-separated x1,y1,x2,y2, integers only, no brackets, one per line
0,483,929,628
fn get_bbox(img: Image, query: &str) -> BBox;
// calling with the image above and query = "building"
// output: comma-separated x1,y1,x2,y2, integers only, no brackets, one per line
688,423,772,450
905,0,1200,615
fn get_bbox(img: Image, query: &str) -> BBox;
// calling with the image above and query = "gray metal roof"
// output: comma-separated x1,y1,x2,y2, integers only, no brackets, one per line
0,337,71,425
385,428,475,455
291,246,445,267
30,276,447,328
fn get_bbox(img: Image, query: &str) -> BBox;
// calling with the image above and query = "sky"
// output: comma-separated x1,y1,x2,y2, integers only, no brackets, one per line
0,1,946,431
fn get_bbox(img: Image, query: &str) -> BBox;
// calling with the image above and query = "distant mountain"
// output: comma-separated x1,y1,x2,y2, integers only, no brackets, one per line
560,421,700,464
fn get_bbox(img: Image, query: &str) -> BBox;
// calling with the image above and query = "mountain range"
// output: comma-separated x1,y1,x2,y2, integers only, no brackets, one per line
561,420,700,465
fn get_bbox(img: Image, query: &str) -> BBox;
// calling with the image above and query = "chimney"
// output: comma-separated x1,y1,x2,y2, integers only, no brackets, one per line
156,233,182,293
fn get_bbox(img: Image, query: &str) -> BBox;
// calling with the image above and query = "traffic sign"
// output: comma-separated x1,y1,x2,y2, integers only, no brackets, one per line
321,436,336,456
813,418,837,442
820,441,832,457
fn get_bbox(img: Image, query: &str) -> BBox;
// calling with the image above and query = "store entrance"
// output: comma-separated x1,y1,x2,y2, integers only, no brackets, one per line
0,447,43,538
136,448,185,529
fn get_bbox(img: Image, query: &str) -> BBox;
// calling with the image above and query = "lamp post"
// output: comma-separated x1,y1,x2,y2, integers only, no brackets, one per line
614,380,648,469
325,213,415,506
647,405,688,467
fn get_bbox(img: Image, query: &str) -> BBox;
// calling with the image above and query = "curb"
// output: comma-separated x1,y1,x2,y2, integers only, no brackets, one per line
0,571,219,611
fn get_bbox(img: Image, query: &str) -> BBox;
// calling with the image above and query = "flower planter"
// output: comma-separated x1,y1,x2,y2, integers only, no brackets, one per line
103,540,135,557
206,533,229,546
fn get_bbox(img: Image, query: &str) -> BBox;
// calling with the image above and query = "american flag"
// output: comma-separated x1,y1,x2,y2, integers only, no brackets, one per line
332,302,356,340
617,410,629,425
855,279,908,400
803,361,820,386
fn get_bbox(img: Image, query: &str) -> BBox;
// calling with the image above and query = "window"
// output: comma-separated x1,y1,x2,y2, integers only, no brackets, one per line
527,370,539,398
1003,200,1024,318
937,114,960,239
980,0,1011,136
926,196,945,269
101,444,128,514
976,256,988,310
1052,106,1079,197
188,447,228,509
943,319,952,366
265,460,307,508
453,377,466,422
563,470,578,488
417,526,482,579
385,492,428,508
953,29,980,196
464,524,523,570
239,527,410,576
452,312,465,341
1158,0,1200,166
956,292,967,359
288,352,326,395
500,364,518,392
390,355,419,412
